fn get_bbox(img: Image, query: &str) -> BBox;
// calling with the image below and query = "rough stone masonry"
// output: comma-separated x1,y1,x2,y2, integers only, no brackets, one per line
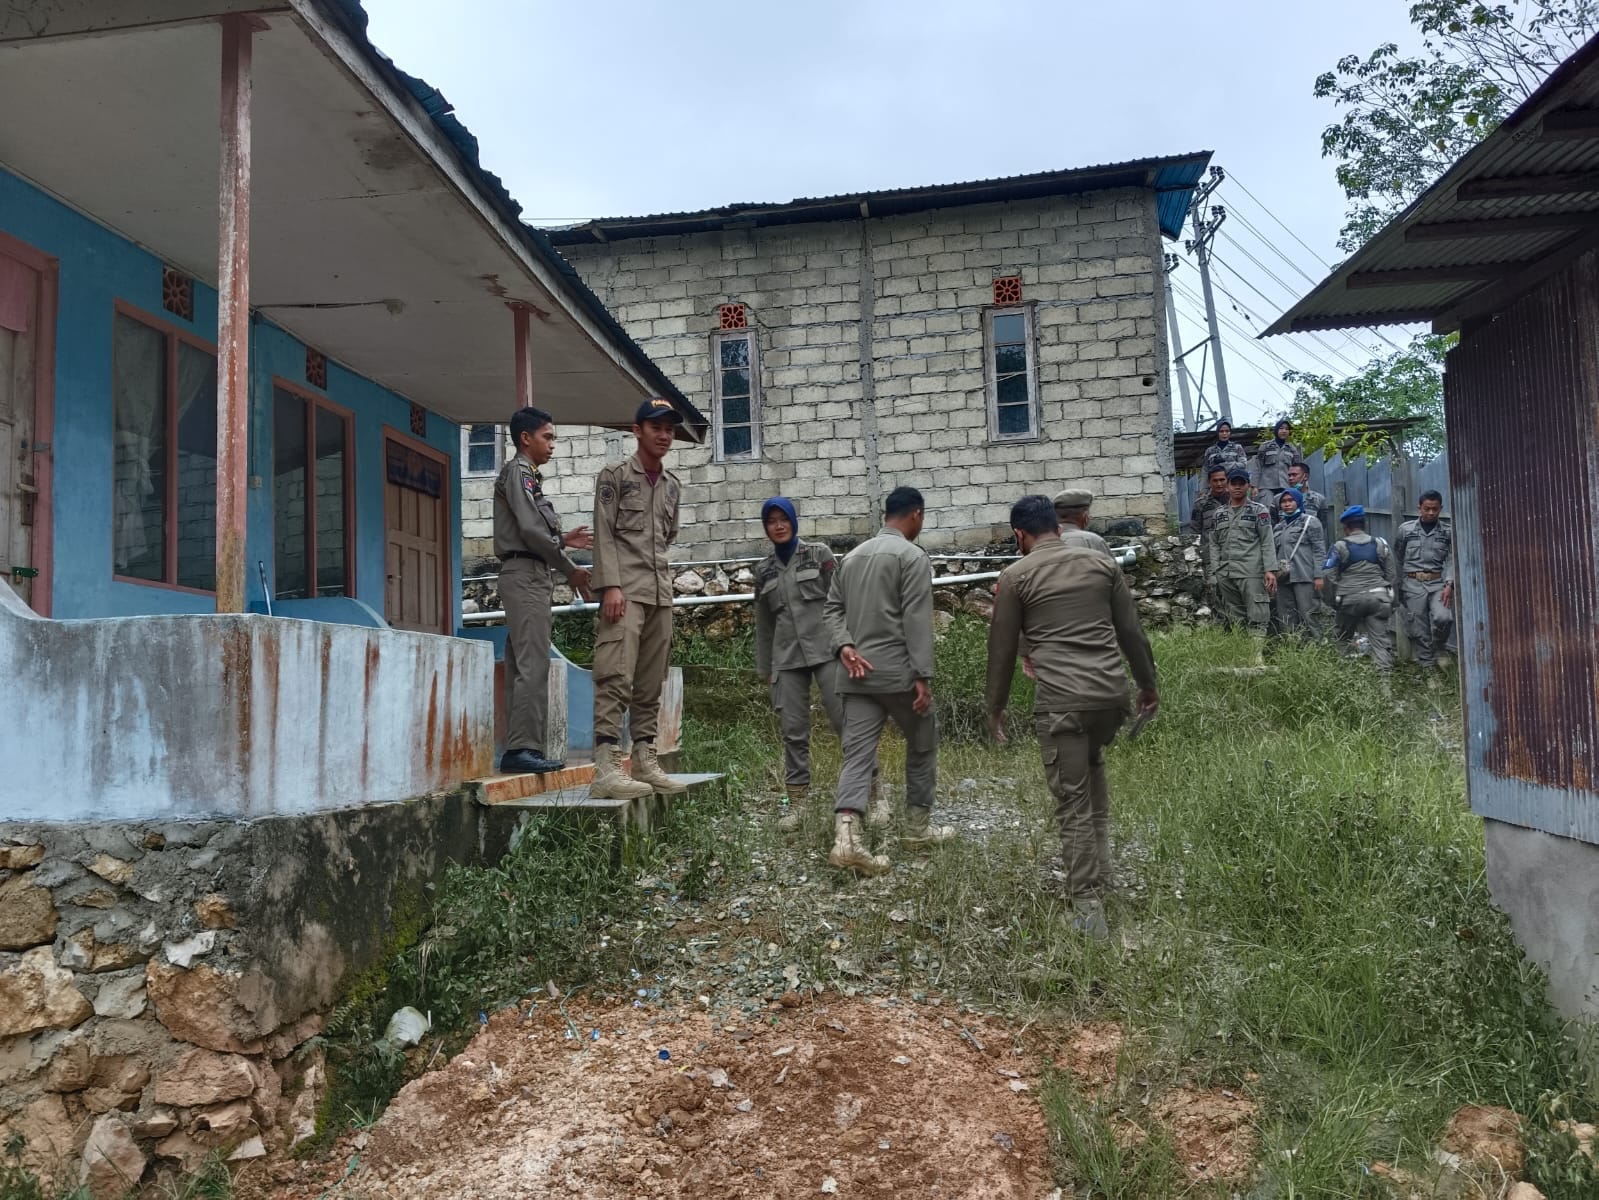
463,186,1176,561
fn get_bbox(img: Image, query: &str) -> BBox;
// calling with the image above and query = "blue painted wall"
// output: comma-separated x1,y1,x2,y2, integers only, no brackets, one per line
0,165,462,626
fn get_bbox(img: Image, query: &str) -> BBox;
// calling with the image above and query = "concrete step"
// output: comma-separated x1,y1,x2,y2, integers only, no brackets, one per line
472,772,725,835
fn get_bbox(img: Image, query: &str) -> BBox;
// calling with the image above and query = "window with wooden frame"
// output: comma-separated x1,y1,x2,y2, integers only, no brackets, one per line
983,305,1040,441
711,329,760,462
272,383,354,600
462,423,504,476
111,306,219,590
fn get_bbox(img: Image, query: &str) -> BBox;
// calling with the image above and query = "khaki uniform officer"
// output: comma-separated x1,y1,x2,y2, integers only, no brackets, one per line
1394,490,1455,669
589,398,688,801
493,407,592,776
824,486,955,877
1205,466,1276,639
986,495,1158,941
1053,488,1115,557
1325,504,1396,671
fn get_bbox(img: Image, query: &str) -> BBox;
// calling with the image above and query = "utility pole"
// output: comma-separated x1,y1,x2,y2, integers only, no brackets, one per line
1185,167,1231,424
1163,253,1196,430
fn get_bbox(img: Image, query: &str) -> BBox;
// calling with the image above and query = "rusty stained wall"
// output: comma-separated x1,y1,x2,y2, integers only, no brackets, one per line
0,585,493,821
1446,244,1599,843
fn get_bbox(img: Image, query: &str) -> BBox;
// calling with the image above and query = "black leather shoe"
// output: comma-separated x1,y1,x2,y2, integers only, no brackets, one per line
499,749,566,775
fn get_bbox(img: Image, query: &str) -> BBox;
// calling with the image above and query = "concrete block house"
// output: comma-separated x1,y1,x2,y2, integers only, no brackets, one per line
461,155,1212,560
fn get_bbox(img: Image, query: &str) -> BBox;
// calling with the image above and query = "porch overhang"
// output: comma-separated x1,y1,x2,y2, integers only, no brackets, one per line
0,0,705,438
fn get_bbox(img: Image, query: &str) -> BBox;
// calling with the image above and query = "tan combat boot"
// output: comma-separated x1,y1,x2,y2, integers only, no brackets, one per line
631,741,687,794
902,806,955,849
865,769,893,829
589,743,653,801
777,785,806,833
828,811,890,877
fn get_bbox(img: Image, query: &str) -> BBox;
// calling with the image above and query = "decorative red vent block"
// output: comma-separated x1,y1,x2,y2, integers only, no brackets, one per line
305,349,327,390
718,303,748,329
992,276,1023,305
162,266,194,321
409,403,427,437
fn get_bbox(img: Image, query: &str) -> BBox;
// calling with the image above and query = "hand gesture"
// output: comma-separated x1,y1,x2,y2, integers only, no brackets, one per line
839,646,873,680
563,525,594,551
601,587,626,624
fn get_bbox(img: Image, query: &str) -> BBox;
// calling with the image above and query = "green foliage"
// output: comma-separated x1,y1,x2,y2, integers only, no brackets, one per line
1,1135,52,1200
1041,1074,1187,1198
162,1155,235,1199
1286,333,1452,460
1317,1,1598,251
1526,1092,1599,1198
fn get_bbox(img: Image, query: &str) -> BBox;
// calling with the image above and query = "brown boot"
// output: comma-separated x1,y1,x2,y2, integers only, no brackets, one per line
589,743,653,800
828,811,890,877
902,805,955,848
777,785,806,833
866,769,893,828
632,741,687,794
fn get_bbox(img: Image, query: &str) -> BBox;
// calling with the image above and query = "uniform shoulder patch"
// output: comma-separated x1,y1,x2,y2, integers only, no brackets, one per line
598,481,616,507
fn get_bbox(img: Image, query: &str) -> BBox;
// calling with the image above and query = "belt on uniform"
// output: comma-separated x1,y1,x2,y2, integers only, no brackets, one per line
499,551,539,562
1406,571,1442,581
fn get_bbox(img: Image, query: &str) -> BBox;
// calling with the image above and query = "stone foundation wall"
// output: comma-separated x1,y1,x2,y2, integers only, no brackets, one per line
0,792,526,1196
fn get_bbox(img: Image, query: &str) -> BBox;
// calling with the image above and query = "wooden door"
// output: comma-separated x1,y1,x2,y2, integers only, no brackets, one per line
0,240,47,612
383,433,449,633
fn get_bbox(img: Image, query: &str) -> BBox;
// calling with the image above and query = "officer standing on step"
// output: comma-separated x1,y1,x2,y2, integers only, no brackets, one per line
985,495,1158,941
494,407,592,775
1394,489,1455,670
1326,504,1396,671
588,399,688,802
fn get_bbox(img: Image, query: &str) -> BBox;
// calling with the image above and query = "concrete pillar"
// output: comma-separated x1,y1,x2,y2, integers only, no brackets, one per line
511,302,533,410
214,14,253,612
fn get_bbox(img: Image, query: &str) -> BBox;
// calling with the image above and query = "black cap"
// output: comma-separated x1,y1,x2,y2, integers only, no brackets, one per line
634,397,684,426
1227,466,1251,483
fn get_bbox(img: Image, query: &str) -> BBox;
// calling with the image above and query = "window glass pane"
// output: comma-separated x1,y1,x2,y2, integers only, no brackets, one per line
722,425,752,458
315,407,347,596
721,396,751,426
112,315,167,581
997,403,1032,437
992,313,1025,344
719,336,750,368
995,344,1027,375
174,344,218,591
720,367,750,398
997,373,1030,405
467,423,498,473
273,389,308,600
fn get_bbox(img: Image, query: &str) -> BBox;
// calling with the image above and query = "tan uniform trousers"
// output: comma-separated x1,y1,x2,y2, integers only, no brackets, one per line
1274,581,1320,640
772,662,845,792
835,692,936,814
593,601,673,744
1400,579,1452,666
1336,591,1394,671
1038,708,1126,900
501,557,554,754
1216,576,1270,633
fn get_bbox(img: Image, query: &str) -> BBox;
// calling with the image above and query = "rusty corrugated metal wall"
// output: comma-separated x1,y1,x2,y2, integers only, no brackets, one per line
1447,246,1599,842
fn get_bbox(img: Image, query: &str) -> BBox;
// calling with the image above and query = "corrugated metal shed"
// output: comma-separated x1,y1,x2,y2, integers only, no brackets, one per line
1264,32,1599,336
544,153,1214,246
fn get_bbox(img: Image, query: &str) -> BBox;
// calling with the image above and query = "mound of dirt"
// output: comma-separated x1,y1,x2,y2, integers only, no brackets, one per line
312,995,1056,1198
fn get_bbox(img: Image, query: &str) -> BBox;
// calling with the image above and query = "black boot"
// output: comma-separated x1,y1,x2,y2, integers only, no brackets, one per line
499,749,565,775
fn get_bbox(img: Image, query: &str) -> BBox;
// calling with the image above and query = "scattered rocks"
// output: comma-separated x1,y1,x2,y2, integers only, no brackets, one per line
673,570,707,595
0,947,93,1036
0,874,59,949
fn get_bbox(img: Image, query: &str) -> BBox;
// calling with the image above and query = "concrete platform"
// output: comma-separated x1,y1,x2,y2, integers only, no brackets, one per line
473,772,725,834
469,759,602,806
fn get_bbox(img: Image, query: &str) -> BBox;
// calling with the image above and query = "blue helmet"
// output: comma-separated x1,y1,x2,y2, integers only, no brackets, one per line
1340,504,1366,525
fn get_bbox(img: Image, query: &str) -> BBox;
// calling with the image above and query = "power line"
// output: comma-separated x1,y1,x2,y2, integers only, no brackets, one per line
1170,283,1305,401
1221,170,1336,272
1167,290,1287,421
1206,255,1368,374
1173,278,1349,380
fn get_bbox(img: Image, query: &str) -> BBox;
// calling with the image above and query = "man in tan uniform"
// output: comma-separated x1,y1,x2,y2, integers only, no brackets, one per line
1053,488,1114,557
494,407,592,775
986,495,1158,940
824,486,955,876
589,398,687,800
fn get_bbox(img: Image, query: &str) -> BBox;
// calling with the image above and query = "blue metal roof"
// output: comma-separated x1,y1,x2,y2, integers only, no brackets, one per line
1153,157,1212,242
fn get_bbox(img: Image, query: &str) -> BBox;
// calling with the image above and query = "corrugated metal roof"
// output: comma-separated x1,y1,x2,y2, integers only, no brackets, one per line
544,152,1214,245
1265,32,1599,336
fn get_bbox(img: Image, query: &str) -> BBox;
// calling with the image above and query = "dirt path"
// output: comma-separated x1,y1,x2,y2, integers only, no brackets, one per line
279,994,1056,1199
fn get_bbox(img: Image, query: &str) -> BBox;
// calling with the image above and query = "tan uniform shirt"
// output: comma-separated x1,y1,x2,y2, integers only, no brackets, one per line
754,540,837,677
591,454,681,605
986,538,1156,715
493,453,578,580
1060,527,1114,557
824,527,935,694
1204,501,1274,581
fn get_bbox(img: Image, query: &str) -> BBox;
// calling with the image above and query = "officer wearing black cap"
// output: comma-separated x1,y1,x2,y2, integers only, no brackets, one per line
588,398,688,800
1204,465,1276,643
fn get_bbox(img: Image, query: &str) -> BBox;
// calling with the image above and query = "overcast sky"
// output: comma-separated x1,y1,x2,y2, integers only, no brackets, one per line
363,0,1425,427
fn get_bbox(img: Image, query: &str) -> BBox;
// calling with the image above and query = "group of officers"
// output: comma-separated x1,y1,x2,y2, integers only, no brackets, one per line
1188,418,1456,671
492,402,1161,939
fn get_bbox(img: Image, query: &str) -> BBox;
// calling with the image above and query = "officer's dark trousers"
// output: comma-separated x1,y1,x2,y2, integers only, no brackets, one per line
501,557,554,755
1036,708,1126,899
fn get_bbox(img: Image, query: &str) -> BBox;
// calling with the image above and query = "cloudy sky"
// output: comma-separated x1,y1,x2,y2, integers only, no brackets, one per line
363,0,1426,427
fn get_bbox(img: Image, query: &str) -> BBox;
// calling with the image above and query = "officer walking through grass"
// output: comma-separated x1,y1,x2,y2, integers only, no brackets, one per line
753,496,846,832
985,495,1158,940
589,398,689,801
494,407,593,775
1394,490,1455,670
1204,466,1276,645
824,486,955,877
1326,504,1396,672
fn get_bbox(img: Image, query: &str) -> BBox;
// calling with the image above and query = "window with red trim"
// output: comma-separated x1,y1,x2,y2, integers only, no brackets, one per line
112,309,218,589
273,385,353,599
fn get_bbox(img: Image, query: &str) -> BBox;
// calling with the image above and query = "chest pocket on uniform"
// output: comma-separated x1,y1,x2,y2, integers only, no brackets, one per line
794,566,827,600
617,495,648,533
760,576,784,611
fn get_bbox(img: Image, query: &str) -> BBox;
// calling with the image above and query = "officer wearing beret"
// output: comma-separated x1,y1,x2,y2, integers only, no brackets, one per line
1325,504,1396,671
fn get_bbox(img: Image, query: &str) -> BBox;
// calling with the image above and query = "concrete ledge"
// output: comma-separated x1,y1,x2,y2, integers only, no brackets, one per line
477,773,726,836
